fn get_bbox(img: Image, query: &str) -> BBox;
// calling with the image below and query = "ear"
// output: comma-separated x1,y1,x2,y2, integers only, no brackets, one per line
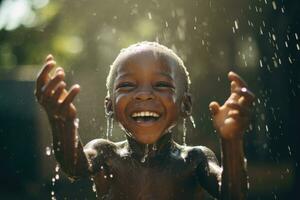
104,96,113,115
180,92,192,117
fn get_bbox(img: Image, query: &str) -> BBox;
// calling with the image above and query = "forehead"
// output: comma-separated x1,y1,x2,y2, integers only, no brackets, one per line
116,50,179,77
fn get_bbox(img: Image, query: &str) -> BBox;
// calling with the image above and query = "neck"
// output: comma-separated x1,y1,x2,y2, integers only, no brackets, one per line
126,132,174,162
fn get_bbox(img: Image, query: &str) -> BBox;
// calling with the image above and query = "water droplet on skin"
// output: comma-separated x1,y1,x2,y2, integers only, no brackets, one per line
152,143,157,151
141,144,149,163
182,118,187,146
92,183,97,192
109,174,114,178
104,175,107,179
45,146,51,156
74,118,79,128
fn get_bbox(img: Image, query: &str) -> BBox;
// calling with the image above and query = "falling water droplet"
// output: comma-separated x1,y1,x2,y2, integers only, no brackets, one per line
45,146,51,156
259,59,263,67
189,116,196,128
55,164,60,172
234,20,239,30
272,1,277,10
147,12,152,20
109,174,114,178
287,146,292,156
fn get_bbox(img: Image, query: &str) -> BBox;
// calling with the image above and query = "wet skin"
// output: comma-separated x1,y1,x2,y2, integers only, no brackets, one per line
111,51,183,144
35,49,254,200
85,133,220,200
86,51,221,199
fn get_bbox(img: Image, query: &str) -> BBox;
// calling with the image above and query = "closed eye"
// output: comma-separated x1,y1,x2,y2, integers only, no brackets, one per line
116,82,136,90
154,81,175,90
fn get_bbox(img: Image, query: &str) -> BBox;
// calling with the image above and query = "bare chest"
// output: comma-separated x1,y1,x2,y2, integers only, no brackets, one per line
92,156,202,200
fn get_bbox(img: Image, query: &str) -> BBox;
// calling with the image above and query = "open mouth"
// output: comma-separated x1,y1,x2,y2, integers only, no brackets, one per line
131,111,161,123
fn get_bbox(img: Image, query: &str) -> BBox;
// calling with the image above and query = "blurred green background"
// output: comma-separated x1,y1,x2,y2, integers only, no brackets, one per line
0,0,299,199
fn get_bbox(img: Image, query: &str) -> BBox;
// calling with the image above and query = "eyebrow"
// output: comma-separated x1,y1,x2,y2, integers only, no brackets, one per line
158,72,174,80
116,71,174,80
115,73,134,80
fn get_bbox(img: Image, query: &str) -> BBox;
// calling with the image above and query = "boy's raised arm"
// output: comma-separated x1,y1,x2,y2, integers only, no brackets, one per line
35,55,90,179
209,71,255,200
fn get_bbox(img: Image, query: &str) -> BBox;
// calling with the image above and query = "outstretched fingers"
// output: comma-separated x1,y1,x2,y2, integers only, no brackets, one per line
228,71,247,88
226,101,250,118
59,84,80,119
52,81,66,102
41,70,65,99
36,60,56,89
209,101,220,116
228,72,255,107
36,55,57,102
234,87,255,106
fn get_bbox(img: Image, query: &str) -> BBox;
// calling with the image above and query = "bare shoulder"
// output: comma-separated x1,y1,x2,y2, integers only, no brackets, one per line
84,138,128,157
83,139,125,172
175,143,218,164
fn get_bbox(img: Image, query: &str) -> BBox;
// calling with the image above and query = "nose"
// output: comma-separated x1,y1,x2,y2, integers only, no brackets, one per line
134,87,154,101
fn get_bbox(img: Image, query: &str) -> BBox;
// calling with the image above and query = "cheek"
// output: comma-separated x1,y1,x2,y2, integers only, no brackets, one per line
160,92,180,115
113,93,129,118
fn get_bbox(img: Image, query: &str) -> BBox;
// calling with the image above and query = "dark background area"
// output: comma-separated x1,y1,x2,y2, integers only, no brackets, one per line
0,0,299,199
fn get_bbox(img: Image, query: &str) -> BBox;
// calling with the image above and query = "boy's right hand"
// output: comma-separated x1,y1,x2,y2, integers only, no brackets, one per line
35,54,80,121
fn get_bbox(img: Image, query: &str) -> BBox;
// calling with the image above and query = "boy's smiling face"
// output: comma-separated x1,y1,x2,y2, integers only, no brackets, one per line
110,50,186,144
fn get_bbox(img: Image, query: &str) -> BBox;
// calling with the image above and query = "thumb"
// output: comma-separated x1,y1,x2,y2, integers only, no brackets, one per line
209,101,220,116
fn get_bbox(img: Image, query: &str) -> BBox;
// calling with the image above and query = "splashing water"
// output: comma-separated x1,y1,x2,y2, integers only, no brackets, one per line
45,146,51,156
106,115,114,139
182,118,187,146
152,143,157,151
189,115,196,128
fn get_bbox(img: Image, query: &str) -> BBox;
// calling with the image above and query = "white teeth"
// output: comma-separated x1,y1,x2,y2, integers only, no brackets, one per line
131,111,160,118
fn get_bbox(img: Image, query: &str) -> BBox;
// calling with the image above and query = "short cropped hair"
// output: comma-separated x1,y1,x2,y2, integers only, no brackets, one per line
106,41,191,98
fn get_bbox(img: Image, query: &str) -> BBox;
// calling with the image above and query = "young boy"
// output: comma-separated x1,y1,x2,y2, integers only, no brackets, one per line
35,42,254,199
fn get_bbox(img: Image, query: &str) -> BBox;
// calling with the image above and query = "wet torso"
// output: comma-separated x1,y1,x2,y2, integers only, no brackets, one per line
87,135,213,200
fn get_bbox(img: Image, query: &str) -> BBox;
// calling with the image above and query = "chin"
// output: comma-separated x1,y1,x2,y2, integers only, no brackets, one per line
132,132,163,144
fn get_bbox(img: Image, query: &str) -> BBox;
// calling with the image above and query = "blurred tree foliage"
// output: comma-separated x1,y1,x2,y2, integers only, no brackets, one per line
0,0,299,198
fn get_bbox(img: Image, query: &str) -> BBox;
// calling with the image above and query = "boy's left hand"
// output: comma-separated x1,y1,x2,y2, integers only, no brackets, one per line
209,71,255,140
